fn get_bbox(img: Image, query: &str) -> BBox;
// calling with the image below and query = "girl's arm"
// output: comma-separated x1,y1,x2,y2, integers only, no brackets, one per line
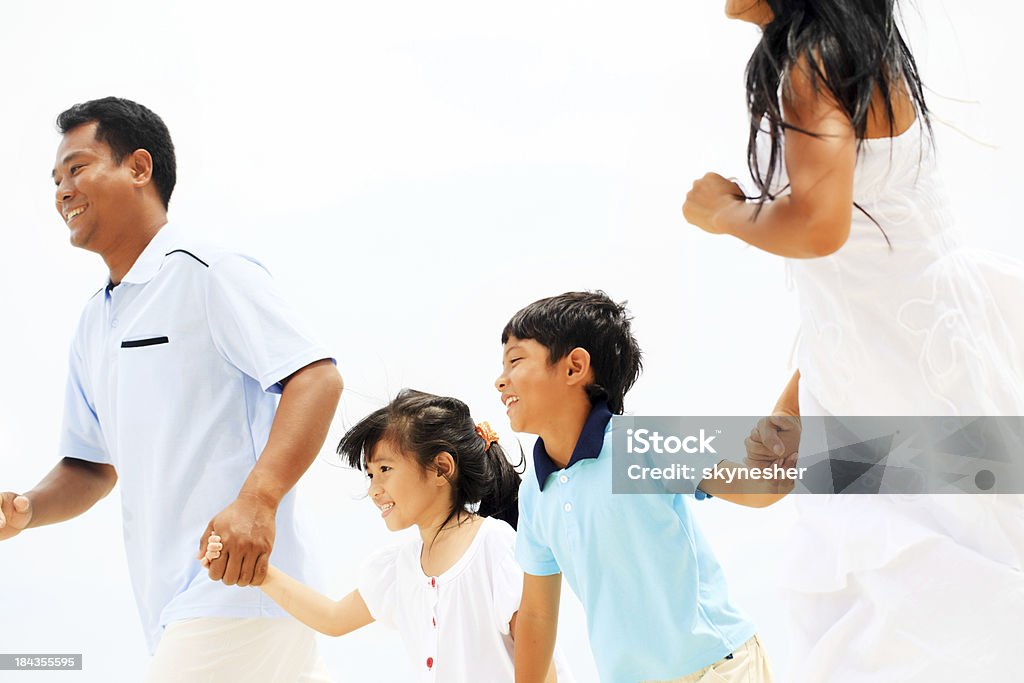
260,566,375,637
203,534,374,637
514,573,562,683
684,59,857,258
509,611,558,683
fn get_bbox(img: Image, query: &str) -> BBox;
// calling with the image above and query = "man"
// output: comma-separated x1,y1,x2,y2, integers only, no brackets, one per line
0,97,343,681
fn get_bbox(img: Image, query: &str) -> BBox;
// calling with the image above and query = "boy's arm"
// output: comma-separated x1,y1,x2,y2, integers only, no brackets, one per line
514,572,562,683
696,414,802,507
202,535,373,637
510,612,559,683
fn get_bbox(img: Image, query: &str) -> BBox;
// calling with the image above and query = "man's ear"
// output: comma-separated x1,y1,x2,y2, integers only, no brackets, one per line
127,148,154,188
565,347,592,385
433,452,456,485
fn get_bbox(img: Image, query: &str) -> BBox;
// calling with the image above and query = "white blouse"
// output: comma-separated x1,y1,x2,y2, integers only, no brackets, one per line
358,516,575,682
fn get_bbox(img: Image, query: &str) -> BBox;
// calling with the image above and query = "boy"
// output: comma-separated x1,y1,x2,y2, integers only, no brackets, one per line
495,291,796,683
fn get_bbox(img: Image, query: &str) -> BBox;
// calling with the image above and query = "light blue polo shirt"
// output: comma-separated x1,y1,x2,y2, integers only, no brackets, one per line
516,402,756,683
58,223,332,652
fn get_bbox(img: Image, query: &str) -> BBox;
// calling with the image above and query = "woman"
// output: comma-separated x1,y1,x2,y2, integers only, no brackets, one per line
683,2,1024,681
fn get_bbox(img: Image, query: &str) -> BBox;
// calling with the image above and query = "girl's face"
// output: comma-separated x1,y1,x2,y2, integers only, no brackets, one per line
725,0,774,26
365,441,449,532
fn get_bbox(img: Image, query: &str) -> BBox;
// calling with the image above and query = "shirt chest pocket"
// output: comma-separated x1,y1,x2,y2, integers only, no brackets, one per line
113,332,215,411
120,336,170,349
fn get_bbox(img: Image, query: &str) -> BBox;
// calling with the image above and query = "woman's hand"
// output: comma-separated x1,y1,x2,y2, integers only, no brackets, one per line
683,173,748,235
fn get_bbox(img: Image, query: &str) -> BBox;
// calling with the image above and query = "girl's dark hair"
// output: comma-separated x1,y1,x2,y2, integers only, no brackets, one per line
746,0,931,208
338,389,524,531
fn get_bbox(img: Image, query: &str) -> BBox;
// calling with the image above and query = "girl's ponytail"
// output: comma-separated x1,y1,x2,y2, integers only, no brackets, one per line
473,424,524,529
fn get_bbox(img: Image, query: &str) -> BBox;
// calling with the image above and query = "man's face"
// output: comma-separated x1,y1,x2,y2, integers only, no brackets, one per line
495,336,567,435
52,122,136,252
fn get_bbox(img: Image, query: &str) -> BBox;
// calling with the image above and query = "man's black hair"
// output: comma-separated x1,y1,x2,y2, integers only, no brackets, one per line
57,97,176,209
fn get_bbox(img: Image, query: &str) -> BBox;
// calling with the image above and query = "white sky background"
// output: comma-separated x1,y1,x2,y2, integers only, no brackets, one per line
1,1,1021,680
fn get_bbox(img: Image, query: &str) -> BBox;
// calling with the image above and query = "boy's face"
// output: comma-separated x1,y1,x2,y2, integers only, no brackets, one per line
495,336,571,435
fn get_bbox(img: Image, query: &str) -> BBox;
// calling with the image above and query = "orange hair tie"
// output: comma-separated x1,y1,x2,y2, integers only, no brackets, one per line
475,421,499,449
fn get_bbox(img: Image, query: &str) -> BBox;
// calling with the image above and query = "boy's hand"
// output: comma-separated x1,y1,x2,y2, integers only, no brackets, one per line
745,415,801,470
0,493,33,541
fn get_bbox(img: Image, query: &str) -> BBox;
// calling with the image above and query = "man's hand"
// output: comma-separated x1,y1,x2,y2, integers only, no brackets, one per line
197,493,276,587
0,493,33,541
745,415,801,470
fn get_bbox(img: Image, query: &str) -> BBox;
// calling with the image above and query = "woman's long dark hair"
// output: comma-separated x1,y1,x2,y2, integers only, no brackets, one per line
746,0,931,207
338,389,524,533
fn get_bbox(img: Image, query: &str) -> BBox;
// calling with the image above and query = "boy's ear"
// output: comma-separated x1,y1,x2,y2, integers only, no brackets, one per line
564,347,592,386
433,452,456,484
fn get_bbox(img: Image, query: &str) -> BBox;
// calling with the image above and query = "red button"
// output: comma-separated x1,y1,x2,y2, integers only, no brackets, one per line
430,577,436,587
426,657,434,669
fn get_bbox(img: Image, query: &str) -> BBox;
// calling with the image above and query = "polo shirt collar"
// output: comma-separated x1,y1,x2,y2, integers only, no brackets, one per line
117,223,181,287
533,400,613,491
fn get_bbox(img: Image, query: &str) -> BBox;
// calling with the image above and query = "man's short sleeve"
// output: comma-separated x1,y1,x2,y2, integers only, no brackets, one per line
205,254,333,393
514,478,560,576
58,342,109,464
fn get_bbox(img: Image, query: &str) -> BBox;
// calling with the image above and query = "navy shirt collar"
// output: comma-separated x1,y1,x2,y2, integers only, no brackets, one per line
533,401,613,491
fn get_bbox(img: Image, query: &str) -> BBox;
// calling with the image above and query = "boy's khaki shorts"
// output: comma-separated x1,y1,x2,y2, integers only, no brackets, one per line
643,634,774,683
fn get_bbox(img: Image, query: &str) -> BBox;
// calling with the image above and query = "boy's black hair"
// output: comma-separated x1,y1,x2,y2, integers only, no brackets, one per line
501,290,643,414
338,389,523,531
57,97,177,209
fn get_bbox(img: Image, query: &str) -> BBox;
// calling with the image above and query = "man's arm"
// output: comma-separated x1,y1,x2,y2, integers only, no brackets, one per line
514,572,562,683
202,359,343,587
0,458,117,541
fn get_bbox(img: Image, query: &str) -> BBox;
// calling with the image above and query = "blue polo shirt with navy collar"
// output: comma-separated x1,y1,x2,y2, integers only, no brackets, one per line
515,401,756,683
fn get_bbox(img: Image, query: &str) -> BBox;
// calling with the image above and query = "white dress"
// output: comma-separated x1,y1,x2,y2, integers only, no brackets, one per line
770,118,1024,682
357,517,575,683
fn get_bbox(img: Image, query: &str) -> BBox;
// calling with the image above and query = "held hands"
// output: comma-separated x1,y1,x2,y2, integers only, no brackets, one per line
202,532,223,567
0,493,33,541
682,173,748,235
195,493,276,587
745,415,801,471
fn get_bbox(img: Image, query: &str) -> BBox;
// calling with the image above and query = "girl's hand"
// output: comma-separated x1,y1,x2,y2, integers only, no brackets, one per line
683,173,748,235
199,532,223,568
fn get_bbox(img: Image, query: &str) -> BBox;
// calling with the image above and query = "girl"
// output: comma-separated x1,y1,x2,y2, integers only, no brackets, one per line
205,389,572,682
683,2,1024,681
